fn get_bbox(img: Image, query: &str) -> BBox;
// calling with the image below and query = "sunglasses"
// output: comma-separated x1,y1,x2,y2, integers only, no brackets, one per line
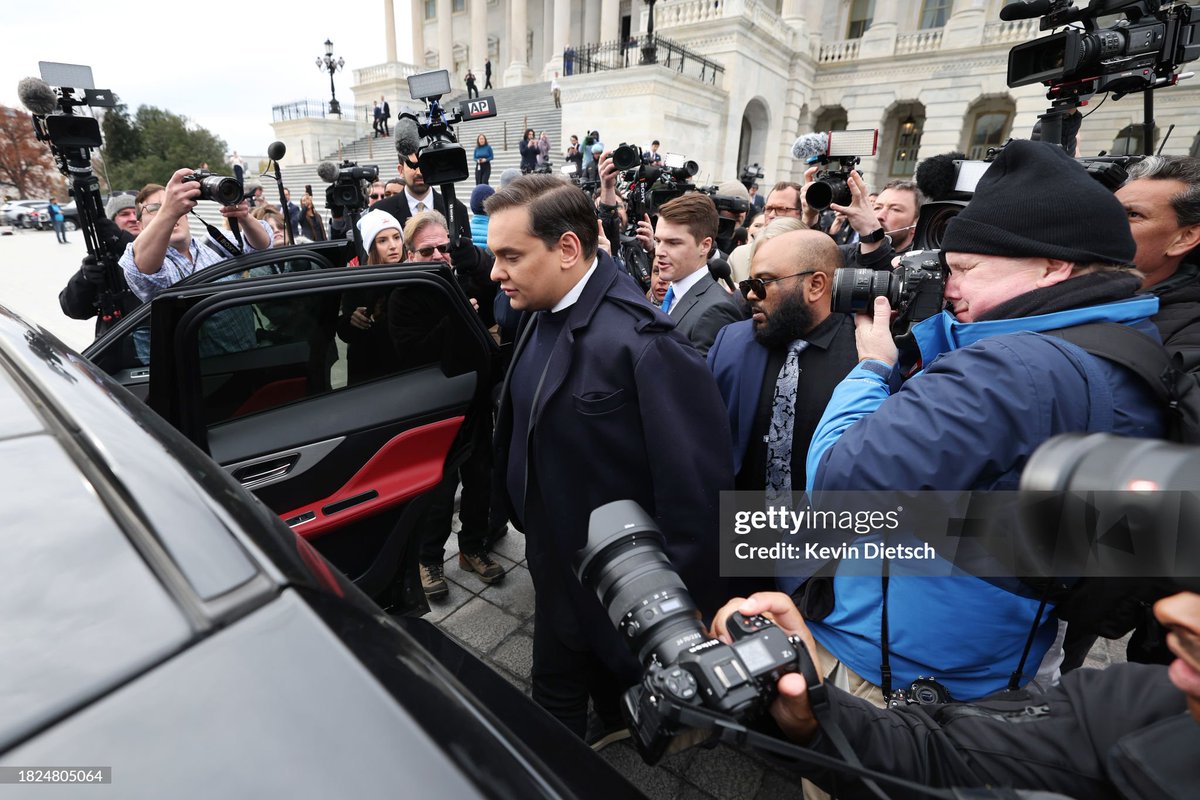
738,269,816,299
369,193,383,200
415,243,451,258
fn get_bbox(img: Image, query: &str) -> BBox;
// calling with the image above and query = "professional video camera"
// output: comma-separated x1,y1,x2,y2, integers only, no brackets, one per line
319,160,380,212
18,62,123,324
1003,0,1200,153
791,129,879,210
182,170,243,205
574,500,816,764
560,161,599,194
397,69,497,248
612,149,701,290
739,162,764,190
831,249,947,341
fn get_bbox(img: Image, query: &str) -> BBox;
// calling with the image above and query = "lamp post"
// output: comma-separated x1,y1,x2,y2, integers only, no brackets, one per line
315,38,345,117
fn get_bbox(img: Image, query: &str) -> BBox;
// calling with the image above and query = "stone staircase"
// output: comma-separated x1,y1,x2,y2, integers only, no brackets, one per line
188,82,563,237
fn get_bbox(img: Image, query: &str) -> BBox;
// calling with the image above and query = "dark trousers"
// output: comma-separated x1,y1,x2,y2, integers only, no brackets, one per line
485,74,493,89
531,616,627,738
418,419,493,564
467,84,479,99
475,162,491,186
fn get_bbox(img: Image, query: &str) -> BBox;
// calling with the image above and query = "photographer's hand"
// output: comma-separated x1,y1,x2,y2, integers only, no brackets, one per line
830,171,883,253
800,165,821,229
635,213,655,256
711,592,824,744
599,151,619,206
221,200,272,251
855,296,899,367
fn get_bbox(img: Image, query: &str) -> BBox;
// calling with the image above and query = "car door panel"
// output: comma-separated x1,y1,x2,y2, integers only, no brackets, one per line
147,265,496,604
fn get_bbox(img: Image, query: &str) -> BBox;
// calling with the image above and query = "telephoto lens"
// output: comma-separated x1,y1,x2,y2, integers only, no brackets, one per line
185,171,244,205
612,143,644,172
574,500,707,667
831,268,897,315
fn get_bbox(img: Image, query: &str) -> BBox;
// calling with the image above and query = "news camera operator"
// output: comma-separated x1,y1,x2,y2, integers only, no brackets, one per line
120,168,271,302
709,590,1198,800
799,140,1165,708
801,167,922,270
58,194,142,337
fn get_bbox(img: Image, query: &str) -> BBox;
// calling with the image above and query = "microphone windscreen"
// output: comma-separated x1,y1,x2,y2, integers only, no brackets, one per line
267,141,287,161
709,258,732,280
999,0,1051,22
316,161,339,183
791,132,829,161
915,152,965,201
394,116,421,157
17,77,58,116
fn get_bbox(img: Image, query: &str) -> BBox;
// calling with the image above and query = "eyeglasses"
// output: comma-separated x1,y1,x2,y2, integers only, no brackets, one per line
415,243,451,258
738,269,816,299
139,202,162,218
763,205,801,217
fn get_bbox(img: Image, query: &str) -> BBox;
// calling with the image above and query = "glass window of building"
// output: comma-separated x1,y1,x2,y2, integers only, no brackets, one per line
847,0,874,39
919,0,951,29
967,110,1012,160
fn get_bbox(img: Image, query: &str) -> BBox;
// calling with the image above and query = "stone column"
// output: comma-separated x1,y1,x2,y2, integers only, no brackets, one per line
504,0,535,85
412,0,426,67
943,0,988,50
858,0,901,59
385,0,398,62
471,0,489,74
584,0,600,45
438,0,455,76
600,0,620,44
544,0,571,78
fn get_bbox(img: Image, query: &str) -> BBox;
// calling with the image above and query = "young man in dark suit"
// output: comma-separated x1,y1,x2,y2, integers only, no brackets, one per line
487,174,734,741
653,193,743,355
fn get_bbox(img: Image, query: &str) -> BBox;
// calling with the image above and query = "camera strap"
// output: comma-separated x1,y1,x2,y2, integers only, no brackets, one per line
194,211,244,258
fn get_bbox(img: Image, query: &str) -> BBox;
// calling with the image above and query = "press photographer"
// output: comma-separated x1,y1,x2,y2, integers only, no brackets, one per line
58,193,142,337
121,168,271,301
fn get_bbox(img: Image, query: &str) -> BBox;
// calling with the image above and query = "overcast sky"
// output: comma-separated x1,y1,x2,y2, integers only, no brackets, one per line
1,1,416,158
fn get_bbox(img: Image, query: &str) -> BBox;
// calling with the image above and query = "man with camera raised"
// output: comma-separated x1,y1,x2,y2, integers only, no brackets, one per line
801,168,923,270
798,140,1164,707
120,168,271,302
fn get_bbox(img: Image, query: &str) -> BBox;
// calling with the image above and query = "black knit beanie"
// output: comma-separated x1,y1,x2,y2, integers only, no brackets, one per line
940,139,1135,266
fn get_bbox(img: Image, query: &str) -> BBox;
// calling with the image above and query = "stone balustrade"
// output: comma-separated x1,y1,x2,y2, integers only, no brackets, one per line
982,18,1040,45
895,29,943,55
816,38,861,63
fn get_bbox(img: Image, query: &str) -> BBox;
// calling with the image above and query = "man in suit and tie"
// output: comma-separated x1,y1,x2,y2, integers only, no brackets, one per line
654,193,743,355
487,174,734,742
708,226,857,498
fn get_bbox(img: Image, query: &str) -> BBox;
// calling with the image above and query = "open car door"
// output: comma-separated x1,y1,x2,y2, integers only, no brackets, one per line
90,258,497,613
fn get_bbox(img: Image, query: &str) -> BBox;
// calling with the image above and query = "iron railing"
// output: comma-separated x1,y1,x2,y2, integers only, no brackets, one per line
564,34,724,86
272,100,360,122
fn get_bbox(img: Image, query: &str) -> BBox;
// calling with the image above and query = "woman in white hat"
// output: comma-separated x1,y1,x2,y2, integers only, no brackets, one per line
336,209,405,384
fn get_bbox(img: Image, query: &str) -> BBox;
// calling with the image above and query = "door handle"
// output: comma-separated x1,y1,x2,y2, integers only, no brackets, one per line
233,455,299,486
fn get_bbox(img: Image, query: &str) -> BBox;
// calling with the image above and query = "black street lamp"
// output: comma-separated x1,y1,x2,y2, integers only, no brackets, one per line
315,38,345,117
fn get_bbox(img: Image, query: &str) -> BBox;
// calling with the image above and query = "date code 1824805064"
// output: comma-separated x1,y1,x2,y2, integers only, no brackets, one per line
0,767,111,784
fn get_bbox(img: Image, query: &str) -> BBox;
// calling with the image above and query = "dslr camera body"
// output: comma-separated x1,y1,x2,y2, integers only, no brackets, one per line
182,170,244,205
575,500,817,764
803,129,878,211
831,249,947,338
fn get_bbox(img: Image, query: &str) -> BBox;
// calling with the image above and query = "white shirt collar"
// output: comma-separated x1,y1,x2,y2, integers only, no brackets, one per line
666,264,709,312
405,188,433,216
551,257,599,313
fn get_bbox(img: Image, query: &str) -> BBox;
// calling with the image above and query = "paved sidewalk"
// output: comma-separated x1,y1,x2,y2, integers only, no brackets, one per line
426,520,1127,800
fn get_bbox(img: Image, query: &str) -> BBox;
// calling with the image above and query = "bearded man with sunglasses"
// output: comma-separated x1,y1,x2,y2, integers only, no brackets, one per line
708,224,857,505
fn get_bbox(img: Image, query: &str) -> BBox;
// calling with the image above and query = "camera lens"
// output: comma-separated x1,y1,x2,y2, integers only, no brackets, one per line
912,201,964,250
199,176,244,205
805,175,850,210
831,267,896,315
575,500,707,667
612,144,642,172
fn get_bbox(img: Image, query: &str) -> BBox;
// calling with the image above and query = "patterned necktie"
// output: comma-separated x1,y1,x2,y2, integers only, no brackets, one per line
416,201,427,213
765,338,810,503
660,285,675,313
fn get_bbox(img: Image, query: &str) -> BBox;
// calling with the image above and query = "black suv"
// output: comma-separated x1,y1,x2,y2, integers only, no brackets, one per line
0,240,644,797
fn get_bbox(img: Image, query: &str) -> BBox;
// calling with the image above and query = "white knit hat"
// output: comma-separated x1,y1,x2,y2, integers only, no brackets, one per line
357,209,403,249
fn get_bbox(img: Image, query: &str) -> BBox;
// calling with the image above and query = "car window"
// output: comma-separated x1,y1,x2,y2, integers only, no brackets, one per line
183,278,483,428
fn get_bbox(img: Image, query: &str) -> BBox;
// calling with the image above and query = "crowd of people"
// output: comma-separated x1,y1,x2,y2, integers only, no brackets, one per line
54,113,1200,798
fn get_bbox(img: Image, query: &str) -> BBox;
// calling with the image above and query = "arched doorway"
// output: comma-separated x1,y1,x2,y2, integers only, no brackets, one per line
737,98,771,176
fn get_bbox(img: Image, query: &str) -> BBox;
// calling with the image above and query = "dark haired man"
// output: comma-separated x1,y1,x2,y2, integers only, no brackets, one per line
653,193,742,355
1120,155,1200,369
487,175,733,741
801,169,923,269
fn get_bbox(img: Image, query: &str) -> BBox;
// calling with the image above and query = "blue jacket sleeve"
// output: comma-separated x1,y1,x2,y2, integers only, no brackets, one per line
809,336,1093,492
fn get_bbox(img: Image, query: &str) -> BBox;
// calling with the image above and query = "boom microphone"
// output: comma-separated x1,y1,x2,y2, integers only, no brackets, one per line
791,132,829,162
267,140,287,161
316,161,339,183
999,0,1052,21
915,151,965,201
17,77,58,116
394,115,421,157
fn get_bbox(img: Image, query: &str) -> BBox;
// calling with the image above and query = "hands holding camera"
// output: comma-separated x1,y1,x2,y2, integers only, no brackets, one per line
711,592,825,745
